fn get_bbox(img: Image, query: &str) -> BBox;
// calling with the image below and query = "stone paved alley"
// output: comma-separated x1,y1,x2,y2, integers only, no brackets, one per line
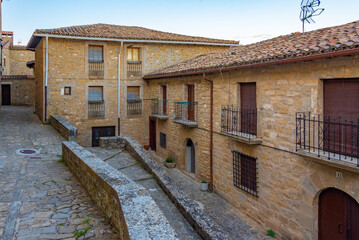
0,106,118,240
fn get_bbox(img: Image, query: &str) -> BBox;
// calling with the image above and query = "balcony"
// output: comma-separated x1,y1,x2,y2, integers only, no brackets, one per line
127,100,142,116
88,101,105,119
221,106,261,144
173,101,198,127
127,61,142,78
88,62,104,78
151,99,168,120
296,112,359,171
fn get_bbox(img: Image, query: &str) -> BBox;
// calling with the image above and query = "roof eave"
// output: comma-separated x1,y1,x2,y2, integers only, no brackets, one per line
143,48,359,80
26,35,42,51
29,33,239,47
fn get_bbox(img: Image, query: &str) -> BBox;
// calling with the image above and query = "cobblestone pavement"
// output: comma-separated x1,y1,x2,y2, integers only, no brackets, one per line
149,151,262,240
0,106,118,240
86,147,200,240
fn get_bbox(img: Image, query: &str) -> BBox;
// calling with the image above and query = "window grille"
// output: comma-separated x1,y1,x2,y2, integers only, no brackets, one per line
160,132,166,148
233,151,258,197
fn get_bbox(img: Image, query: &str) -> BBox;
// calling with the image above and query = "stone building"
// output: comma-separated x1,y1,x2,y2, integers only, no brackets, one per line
26,23,238,146
140,20,359,239
1,31,35,106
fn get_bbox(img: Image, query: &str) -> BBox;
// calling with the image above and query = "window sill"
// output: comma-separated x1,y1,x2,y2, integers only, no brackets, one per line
219,132,262,145
297,150,359,173
173,120,198,128
151,114,169,120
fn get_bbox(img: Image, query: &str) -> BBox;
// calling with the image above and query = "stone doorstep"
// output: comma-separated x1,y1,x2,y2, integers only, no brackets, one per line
119,136,230,240
218,132,263,145
297,150,359,173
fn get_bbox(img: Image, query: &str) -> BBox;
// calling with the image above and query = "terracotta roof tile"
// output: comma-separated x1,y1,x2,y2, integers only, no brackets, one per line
33,23,238,45
2,75,34,80
9,45,27,50
145,20,359,78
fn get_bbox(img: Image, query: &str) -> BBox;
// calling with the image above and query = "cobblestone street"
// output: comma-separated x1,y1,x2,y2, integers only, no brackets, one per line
0,106,118,240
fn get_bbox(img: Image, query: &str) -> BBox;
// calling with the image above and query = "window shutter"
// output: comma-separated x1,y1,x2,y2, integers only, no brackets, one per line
89,86,103,101
89,46,103,63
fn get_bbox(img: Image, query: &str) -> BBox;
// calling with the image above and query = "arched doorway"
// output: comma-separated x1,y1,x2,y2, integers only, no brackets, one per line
319,188,359,240
185,139,195,174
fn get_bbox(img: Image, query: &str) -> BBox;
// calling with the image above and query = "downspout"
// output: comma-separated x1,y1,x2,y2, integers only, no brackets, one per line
45,36,48,122
118,41,123,136
203,73,214,191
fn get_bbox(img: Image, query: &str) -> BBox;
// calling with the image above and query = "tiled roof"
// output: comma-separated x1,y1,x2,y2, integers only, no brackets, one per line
2,31,13,36
2,75,34,80
145,20,359,78
33,23,238,45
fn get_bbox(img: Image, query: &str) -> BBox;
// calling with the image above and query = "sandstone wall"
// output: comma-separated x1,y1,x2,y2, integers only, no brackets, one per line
34,39,44,122
50,115,78,141
139,55,359,239
9,47,34,75
1,77,34,105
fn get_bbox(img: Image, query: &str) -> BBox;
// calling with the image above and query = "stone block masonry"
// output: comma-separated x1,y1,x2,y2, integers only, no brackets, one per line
62,141,178,240
100,136,231,240
50,115,77,141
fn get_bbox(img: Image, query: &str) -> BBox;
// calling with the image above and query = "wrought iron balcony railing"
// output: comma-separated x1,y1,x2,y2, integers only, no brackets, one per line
88,101,105,119
127,61,142,78
173,101,198,126
296,112,359,166
88,62,104,78
127,99,142,116
221,106,258,139
151,99,168,117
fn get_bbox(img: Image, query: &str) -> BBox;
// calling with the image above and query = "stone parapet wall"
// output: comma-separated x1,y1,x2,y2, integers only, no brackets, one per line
62,141,178,240
50,115,77,141
100,136,230,240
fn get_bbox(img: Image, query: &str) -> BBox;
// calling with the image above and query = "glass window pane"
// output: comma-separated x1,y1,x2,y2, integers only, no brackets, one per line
89,46,103,62
89,86,103,101
133,48,139,61
127,86,140,100
127,48,132,61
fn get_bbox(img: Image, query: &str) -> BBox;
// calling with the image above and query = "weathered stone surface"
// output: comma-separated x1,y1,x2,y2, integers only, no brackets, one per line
50,115,78,142
63,140,178,240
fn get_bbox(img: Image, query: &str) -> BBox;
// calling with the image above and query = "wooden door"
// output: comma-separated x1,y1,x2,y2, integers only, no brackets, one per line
319,188,359,240
240,83,256,135
92,126,115,147
324,79,359,157
162,86,167,115
149,117,156,151
187,85,195,121
1,84,11,105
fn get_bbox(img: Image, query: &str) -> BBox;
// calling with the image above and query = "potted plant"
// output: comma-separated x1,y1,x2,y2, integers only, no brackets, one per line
164,157,176,168
144,145,150,150
200,180,209,191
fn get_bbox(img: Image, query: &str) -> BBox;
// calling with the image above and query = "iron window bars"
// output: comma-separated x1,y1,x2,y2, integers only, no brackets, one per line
296,112,359,166
221,106,258,140
233,151,258,197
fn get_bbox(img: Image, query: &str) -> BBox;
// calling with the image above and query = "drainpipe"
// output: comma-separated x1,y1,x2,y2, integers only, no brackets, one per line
45,36,48,122
118,41,123,136
203,73,214,191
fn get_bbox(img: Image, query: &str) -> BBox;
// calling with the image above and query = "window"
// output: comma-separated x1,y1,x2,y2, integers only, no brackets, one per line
160,132,166,148
88,46,103,63
127,47,140,62
233,151,258,197
3,57,6,67
89,86,103,102
127,86,140,101
64,87,71,95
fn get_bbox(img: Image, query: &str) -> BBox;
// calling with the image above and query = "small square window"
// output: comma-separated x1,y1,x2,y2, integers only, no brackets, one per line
233,151,258,197
64,87,71,95
160,132,166,148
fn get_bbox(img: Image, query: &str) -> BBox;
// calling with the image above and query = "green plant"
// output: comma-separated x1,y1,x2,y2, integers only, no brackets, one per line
266,229,276,238
64,178,71,181
165,157,173,163
201,180,208,183
82,218,91,224
73,225,92,239
151,172,156,178
57,157,66,165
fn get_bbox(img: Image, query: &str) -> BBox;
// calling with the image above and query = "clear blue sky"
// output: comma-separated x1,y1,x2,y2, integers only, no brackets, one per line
2,0,359,45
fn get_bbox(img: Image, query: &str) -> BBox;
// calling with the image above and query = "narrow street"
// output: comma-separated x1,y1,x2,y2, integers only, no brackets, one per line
0,106,118,240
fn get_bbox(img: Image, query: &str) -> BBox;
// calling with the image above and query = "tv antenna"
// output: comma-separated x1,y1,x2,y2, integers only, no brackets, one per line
300,0,324,32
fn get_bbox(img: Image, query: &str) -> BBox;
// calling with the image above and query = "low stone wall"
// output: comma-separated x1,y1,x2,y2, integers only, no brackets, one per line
51,115,77,141
62,141,178,240
100,136,230,240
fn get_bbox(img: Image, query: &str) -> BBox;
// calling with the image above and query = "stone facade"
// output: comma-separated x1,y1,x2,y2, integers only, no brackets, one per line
135,55,359,239
0,76,35,105
33,36,228,146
